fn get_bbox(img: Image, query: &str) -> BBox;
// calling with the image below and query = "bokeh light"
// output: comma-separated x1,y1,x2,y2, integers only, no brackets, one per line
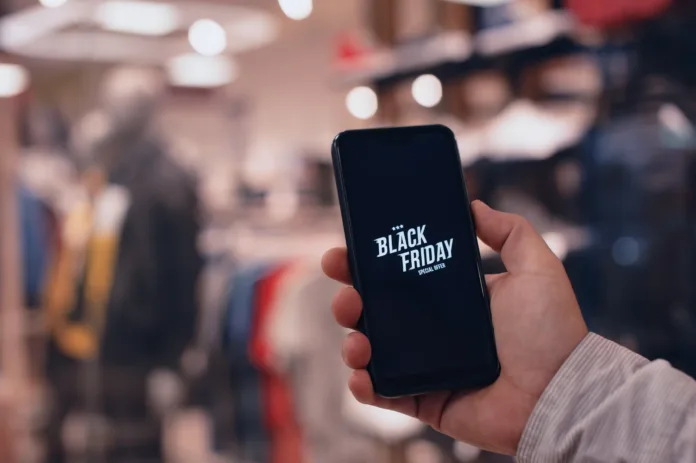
278,0,313,20
188,19,228,57
346,86,378,120
412,74,443,108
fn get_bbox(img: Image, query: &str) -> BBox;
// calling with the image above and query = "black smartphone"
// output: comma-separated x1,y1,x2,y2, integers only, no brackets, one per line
332,125,499,397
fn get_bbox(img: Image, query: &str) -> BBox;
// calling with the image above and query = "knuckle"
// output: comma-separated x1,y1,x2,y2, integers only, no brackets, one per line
511,215,539,237
512,214,532,229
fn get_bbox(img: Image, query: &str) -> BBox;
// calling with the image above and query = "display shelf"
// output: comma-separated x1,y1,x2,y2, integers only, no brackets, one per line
335,30,474,86
337,10,582,87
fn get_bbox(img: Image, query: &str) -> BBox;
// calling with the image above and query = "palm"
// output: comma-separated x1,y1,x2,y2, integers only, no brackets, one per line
414,271,583,453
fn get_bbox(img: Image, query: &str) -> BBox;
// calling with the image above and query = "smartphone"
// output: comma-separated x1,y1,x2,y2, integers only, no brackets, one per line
332,125,499,397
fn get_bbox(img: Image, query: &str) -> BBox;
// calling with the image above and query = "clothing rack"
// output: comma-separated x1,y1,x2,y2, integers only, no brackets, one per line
0,95,30,463
228,224,344,263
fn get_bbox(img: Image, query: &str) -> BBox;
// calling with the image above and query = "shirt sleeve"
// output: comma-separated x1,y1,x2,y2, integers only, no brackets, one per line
517,333,696,463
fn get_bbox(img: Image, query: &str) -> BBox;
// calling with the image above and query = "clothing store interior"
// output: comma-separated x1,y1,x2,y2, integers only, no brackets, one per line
1,0,695,461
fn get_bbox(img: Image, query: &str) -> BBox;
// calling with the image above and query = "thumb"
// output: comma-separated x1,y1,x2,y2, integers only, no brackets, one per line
471,200,560,274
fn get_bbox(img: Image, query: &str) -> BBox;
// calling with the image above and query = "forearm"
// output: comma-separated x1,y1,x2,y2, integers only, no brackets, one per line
518,333,696,463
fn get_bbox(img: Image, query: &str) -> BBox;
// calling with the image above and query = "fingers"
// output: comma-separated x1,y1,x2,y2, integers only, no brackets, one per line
326,252,416,420
472,201,560,274
349,370,417,417
342,331,371,369
321,248,352,285
348,370,374,404
332,286,362,329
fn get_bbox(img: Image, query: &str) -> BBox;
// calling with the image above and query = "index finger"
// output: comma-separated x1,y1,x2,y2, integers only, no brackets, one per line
321,247,353,285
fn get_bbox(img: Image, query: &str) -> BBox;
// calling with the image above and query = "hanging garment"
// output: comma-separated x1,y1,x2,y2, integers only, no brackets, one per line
223,264,273,463
225,263,272,362
102,137,202,368
566,0,671,29
43,182,132,463
44,136,200,463
18,185,49,308
187,252,237,454
249,263,303,463
198,253,237,352
265,263,316,372
267,263,374,463
45,184,130,360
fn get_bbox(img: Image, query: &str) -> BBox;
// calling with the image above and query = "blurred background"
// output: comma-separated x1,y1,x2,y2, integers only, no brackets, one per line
1,0,696,461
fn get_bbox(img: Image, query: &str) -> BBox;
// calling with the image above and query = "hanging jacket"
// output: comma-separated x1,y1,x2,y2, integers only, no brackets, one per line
101,137,202,368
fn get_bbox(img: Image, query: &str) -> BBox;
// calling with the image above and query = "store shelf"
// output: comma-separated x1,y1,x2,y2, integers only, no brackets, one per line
335,30,474,86
475,10,574,56
336,10,582,86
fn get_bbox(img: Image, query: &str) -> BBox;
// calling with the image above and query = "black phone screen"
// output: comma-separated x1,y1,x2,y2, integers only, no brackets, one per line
335,126,498,391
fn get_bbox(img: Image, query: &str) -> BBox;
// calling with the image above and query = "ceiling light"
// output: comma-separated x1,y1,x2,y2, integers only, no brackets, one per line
39,0,68,8
0,63,30,98
188,19,227,57
278,0,313,20
346,86,378,120
166,54,237,88
412,74,442,108
95,1,179,36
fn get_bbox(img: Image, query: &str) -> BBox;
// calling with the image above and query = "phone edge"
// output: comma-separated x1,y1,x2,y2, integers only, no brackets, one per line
330,127,501,398
331,133,378,389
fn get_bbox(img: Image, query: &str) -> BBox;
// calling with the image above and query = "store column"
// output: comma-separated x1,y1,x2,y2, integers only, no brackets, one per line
0,67,30,463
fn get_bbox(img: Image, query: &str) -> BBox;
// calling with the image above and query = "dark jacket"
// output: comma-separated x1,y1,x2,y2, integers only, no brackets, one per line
102,137,202,368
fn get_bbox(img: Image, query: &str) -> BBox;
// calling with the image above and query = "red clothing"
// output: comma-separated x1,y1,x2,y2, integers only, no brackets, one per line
566,0,670,28
249,264,303,463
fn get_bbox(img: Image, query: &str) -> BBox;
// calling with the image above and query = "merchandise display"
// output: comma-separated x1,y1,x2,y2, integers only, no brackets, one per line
0,0,695,462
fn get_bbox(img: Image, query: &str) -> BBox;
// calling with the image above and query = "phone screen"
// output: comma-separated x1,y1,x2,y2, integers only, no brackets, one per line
335,126,497,390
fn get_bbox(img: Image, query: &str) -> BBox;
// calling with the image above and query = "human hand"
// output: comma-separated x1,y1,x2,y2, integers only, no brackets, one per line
321,201,588,455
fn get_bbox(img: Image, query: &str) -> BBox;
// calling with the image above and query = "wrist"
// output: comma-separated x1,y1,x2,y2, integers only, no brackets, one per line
507,331,592,455
504,386,543,455
479,379,542,456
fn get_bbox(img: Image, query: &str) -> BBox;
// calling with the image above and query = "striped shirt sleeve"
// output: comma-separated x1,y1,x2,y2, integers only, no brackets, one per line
517,333,696,463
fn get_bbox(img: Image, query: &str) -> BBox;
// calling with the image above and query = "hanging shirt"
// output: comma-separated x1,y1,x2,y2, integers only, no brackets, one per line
249,263,303,463
223,264,273,463
267,263,374,463
18,185,49,308
225,263,272,362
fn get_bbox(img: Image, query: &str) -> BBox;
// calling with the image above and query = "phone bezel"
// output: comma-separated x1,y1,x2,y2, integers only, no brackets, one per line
331,124,500,398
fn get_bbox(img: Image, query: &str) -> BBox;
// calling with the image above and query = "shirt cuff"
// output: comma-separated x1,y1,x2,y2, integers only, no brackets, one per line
516,333,648,462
